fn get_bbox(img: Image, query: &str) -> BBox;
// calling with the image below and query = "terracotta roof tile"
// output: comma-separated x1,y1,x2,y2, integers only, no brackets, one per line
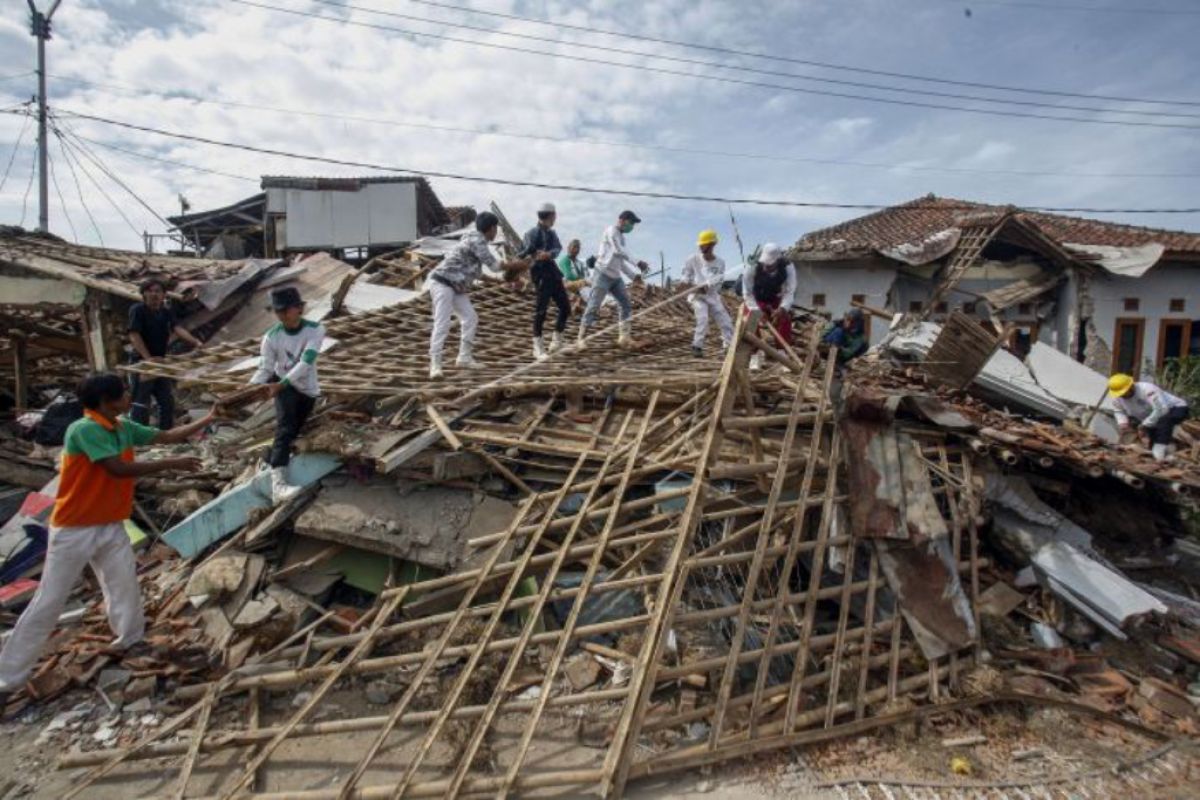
795,195,1200,257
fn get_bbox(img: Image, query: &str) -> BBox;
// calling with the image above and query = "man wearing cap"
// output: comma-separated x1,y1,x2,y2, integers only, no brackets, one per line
681,229,733,357
1108,373,1191,462
127,277,205,429
742,243,797,369
249,287,327,502
578,210,649,348
520,203,569,361
822,308,869,364
427,211,529,379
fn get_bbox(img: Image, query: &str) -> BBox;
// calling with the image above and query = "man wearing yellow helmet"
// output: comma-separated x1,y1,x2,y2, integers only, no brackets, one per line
681,229,732,357
1108,373,1190,462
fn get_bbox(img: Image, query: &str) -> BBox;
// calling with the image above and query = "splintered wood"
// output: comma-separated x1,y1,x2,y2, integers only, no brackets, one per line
84,288,990,798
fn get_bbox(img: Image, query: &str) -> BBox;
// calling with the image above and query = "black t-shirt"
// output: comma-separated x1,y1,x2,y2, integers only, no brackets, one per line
128,303,176,359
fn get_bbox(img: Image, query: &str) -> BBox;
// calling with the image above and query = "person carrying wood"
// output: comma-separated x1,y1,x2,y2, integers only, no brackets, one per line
249,287,326,503
741,242,797,369
127,277,205,429
1108,373,1191,462
426,211,529,379
0,373,213,717
577,210,649,349
681,229,733,357
520,202,569,361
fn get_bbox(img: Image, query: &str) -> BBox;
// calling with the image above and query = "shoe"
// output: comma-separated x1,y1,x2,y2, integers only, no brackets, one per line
429,357,444,380
617,321,633,349
549,331,564,353
1151,443,1170,462
455,342,482,369
692,346,704,357
749,352,764,371
271,466,302,504
532,336,549,362
576,323,589,350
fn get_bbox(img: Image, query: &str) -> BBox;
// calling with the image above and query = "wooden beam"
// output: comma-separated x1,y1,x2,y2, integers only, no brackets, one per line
12,336,28,409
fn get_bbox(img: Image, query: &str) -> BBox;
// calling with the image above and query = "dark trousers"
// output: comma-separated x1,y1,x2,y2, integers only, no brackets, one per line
1147,405,1190,445
130,376,175,430
268,385,316,468
532,264,570,337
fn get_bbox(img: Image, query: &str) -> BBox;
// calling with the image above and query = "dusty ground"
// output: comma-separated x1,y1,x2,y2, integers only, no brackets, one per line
0,686,1195,799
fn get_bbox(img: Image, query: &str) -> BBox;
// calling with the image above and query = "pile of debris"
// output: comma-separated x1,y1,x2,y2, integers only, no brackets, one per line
1,233,1198,798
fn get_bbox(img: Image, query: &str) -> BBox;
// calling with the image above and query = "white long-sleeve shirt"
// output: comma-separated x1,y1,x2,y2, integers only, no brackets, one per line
250,319,326,397
595,225,642,281
681,253,726,300
1113,381,1187,428
741,259,797,312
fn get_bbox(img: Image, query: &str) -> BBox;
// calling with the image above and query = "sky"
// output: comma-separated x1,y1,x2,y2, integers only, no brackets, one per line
1,0,1198,277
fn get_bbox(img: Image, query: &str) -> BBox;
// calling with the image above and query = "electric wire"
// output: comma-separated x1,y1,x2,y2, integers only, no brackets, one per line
0,112,32,193
54,125,104,245
226,0,1200,130
302,0,1200,119
940,0,1200,14
18,134,37,227
54,115,173,228
67,126,257,183
52,121,143,239
402,0,1200,107
44,74,1200,181
43,107,1200,215
47,134,78,241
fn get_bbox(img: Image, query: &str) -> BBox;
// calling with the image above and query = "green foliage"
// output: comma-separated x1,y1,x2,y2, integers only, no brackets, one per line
1156,355,1200,415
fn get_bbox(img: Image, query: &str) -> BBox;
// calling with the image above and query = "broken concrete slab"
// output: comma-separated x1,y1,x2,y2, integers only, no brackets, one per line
162,453,340,558
186,552,250,601
232,596,279,629
1032,541,1168,635
293,477,517,571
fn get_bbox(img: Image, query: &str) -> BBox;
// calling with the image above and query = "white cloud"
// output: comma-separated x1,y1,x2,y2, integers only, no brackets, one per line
0,0,1196,275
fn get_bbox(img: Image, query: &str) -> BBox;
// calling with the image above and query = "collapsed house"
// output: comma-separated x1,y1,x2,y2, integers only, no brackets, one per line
792,195,1200,374
0,229,1198,797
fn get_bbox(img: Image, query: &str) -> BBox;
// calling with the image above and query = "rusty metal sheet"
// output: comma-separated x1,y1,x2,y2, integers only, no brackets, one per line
874,536,976,660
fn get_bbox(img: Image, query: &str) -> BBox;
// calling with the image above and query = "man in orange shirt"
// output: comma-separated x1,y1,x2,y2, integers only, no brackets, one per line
0,373,212,714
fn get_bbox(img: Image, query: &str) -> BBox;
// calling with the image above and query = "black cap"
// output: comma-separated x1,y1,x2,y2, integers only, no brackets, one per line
475,211,499,232
618,210,641,224
269,286,303,311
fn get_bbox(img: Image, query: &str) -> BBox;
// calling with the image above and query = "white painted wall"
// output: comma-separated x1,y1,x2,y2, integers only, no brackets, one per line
1085,261,1200,378
792,259,897,345
271,183,420,250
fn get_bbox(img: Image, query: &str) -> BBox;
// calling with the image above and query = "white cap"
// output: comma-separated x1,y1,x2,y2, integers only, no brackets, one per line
538,202,556,214
759,242,783,263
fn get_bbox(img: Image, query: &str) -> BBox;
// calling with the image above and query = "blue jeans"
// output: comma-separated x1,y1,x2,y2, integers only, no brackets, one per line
582,272,632,326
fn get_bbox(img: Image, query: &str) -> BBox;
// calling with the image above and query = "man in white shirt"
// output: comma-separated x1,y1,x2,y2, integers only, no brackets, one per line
249,287,326,502
741,243,797,369
578,210,649,348
681,229,732,357
1108,373,1191,461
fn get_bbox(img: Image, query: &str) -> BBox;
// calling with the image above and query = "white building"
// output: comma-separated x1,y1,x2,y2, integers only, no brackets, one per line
791,195,1200,378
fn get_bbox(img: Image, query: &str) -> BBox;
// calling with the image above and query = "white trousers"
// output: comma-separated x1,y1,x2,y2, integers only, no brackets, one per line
0,522,144,691
428,281,478,361
690,293,733,349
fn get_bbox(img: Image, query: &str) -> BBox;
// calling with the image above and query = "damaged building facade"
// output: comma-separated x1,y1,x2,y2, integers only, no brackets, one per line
168,176,471,262
792,195,1200,376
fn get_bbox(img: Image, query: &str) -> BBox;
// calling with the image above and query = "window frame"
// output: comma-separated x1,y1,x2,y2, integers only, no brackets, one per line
1157,318,1193,369
1111,317,1145,375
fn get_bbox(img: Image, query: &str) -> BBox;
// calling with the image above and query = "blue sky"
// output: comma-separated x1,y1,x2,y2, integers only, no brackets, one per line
1,0,1198,276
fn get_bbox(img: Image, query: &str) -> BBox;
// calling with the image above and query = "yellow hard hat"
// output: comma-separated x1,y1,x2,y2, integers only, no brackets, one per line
697,229,718,246
1108,373,1134,397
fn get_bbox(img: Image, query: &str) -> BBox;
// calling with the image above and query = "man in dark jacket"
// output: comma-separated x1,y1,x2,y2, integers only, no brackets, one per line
127,278,204,428
822,308,869,364
520,202,568,361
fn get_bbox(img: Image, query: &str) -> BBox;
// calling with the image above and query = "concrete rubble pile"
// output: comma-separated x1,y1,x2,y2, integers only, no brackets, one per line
0,236,1198,798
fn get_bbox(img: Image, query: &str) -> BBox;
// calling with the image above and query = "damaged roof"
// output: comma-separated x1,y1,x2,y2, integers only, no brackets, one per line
794,195,1200,262
0,226,265,303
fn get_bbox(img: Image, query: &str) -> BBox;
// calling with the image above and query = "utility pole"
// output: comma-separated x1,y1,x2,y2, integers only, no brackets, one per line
28,0,63,234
